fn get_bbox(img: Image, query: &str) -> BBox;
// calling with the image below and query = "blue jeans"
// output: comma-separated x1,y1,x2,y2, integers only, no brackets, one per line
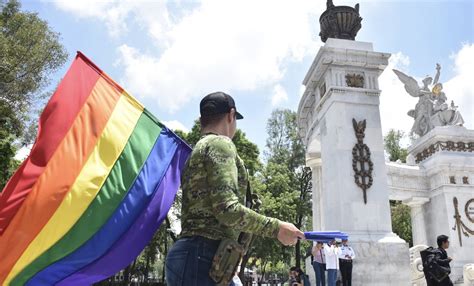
327,269,337,286
313,261,326,286
166,236,222,286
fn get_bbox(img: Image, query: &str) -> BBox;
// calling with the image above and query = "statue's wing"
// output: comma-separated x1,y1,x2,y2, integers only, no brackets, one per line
393,69,420,97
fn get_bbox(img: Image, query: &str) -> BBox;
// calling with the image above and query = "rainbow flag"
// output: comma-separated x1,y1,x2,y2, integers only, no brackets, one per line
0,52,191,285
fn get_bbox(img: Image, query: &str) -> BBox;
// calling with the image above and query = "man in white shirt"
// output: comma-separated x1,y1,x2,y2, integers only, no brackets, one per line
338,239,355,286
323,239,341,286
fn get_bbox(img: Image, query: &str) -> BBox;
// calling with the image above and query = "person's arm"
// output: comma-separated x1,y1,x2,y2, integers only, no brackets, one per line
350,247,356,260
435,251,451,267
311,244,319,256
206,138,281,238
433,63,441,85
338,247,345,260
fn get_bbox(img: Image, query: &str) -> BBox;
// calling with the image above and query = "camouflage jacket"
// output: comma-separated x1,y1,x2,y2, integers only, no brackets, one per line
180,134,281,241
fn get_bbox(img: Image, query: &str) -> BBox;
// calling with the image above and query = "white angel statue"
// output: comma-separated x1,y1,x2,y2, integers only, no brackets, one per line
393,64,464,137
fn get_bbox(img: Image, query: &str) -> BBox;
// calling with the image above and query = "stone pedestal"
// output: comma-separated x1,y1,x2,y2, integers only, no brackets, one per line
298,38,410,285
408,126,474,282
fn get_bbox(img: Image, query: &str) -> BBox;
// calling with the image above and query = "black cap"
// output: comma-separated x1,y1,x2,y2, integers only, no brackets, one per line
200,92,243,120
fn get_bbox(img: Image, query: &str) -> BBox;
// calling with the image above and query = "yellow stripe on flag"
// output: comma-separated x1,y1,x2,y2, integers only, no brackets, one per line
5,93,144,284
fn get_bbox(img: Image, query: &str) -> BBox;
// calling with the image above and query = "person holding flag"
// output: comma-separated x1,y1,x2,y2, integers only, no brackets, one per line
165,92,305,286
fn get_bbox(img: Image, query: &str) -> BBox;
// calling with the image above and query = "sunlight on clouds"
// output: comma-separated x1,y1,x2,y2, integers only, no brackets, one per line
49,0,173,39
379,51,417,136
444,43,474,129
115,0,323,112
162,120,189,133
271,84,289,106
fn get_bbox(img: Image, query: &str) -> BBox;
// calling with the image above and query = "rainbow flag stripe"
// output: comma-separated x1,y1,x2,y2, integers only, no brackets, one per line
0,52,191,285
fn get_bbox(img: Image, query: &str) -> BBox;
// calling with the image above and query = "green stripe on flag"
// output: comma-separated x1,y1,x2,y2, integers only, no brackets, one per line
13,112,162,284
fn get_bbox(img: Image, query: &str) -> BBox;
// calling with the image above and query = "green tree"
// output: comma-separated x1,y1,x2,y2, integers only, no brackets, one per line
256,109,312,269
390,200,413,246
0,0,68,190
384,129,409,163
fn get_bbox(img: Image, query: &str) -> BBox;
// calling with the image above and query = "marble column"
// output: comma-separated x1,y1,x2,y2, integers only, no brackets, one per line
403,197,430,246
307,157,322,231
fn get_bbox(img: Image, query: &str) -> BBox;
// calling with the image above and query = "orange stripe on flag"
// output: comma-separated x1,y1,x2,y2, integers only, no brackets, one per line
0,78,122,282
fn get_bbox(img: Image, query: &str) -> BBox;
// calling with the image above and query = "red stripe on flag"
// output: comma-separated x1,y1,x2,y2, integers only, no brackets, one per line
0,54,101,234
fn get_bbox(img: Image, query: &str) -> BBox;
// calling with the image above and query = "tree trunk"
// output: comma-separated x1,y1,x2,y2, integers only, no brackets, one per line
295,239,301,268
161,234,168,284
145,255,150,282
239,253,250,281
258,261,268,286
122,258,136,286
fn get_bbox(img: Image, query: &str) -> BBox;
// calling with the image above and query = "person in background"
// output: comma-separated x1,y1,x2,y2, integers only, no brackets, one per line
424,235,453,286
289,266,302,286
312,241,326,286
289,266,310,286
338,239,355,286
323,239,341,286
230,266,243,286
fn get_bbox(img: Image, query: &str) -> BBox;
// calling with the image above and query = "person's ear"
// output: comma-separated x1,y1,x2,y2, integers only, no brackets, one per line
229,109,236,122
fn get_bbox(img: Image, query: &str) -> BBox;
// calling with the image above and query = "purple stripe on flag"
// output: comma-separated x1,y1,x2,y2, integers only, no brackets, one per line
57,143,190,285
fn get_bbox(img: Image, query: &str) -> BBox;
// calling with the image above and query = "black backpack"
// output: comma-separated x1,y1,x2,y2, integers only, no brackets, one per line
420,247,449,283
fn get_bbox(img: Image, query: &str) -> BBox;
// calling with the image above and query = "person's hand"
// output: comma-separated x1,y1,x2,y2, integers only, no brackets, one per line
448,257,453,262
277,222,305,246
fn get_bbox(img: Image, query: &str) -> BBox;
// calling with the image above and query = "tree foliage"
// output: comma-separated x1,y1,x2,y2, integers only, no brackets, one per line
390,200,413,247
0,0,67,190
384,129,409,163
251,109,312,273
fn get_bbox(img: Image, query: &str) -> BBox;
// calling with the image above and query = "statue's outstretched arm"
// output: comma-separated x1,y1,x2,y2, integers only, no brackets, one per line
433,63,441,85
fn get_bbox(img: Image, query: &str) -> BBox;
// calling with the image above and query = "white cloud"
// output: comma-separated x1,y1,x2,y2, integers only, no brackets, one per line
298,84,306,98
50,0,324,111
115,0,323,112
379,44,474,137
379,51,416,135
444,43,474,129
271,84,288,106
162,120,189,133
15,144,32,161
49,0,173,39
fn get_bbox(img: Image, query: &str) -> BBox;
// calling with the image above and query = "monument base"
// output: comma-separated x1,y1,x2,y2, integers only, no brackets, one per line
306,233,410,286
350,239,410,286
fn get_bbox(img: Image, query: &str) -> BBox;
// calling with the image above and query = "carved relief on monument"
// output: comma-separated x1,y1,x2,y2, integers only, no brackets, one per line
393,64,465,137
415,141,474,163
351,118,373,204
466,199,474,224
409,245,429,285
452,197,474,247
345,73,364,88
319,82,326,99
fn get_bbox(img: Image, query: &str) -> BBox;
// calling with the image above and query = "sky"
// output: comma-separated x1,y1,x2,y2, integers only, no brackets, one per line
19,0,474,155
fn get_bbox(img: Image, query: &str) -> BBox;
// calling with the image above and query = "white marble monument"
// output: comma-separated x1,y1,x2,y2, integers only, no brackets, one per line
388,126,474,284
297,38,410,285
298,1,473,284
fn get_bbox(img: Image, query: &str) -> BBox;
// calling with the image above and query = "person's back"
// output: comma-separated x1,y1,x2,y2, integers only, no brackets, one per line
423,235,453,286
180,134,276,240
165,92,305,286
